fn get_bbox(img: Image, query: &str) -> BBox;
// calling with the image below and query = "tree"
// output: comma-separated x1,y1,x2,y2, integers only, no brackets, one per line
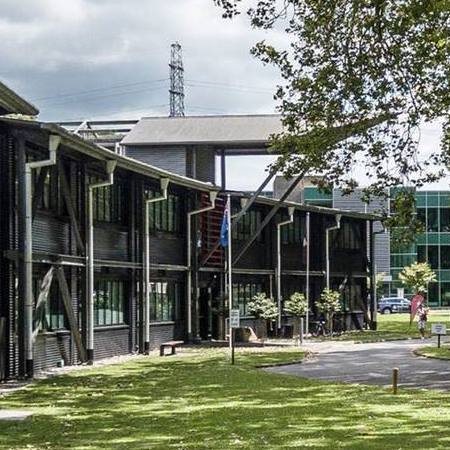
315,288,341,335
398,262,436,295
248,293,278,340
284,292,308,340
214,1,450,240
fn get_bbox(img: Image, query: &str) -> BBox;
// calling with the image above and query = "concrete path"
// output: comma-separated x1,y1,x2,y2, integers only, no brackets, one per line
264,339,450,390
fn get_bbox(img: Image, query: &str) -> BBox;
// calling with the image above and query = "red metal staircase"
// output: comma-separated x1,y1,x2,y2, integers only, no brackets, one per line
200,193,225,267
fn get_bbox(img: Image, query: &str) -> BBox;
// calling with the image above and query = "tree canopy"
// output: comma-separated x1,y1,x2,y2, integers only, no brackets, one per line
214,1,450,237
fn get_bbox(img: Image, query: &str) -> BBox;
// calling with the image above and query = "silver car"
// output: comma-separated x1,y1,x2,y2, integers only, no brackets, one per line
378,297,411,314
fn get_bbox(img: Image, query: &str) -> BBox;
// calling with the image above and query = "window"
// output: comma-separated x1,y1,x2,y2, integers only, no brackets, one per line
31,163,62,214
441,209,450,232
428,282,439,305
441,246,450,269
428,245,439,269
33,278,65,330
232,209,263,242
280,215,303,244
232,283,263,316
148,191,181,233
417,246,427,263
149,281,182,321
89,175,125,224
416,208,426,228
390,254,416,268
441,283,450,306
335,220,359,249
94,279,126,326
427,208,438,232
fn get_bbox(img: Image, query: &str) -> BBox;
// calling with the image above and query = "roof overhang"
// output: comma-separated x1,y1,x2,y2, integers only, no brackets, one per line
0,81,39,116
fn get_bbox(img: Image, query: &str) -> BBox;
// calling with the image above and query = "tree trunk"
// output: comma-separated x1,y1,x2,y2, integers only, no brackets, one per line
328,312,334,336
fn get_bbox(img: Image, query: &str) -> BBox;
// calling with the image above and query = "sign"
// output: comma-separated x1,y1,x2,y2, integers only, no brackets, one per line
397,288,404,299
383,275,393,282
432,323,447,335
229,309,240,328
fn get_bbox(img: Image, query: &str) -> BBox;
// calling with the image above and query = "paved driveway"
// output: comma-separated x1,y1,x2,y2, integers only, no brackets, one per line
264,339,450,390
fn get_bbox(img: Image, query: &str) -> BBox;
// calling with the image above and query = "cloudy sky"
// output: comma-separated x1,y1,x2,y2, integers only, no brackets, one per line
0,0,446,190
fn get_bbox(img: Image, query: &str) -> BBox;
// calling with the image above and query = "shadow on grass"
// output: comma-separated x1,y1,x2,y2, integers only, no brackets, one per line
1,348,450,449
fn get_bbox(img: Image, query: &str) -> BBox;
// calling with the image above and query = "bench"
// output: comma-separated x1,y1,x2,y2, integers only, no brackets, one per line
159,340,184,356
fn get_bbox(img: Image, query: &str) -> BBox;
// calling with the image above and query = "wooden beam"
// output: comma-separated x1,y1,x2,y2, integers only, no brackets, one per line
32,166,49,221
57,160,85,254
55,266,87,362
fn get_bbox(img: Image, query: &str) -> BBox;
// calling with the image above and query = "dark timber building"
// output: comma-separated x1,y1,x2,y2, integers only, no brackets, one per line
0,84,380,381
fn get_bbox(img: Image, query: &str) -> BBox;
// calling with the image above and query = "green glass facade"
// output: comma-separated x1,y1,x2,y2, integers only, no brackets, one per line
389,190,450,306
302,186,450,306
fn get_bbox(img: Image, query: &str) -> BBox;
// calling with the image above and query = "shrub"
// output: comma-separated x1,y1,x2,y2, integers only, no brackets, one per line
284,292,308,317
248,293,278,320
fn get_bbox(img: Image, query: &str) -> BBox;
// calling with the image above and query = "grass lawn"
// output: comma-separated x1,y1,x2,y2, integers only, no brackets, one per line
417,345,450,359
311,311,450,342
2,347,450,449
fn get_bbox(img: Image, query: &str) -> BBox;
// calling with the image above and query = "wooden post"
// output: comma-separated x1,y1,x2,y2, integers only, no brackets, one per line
393,368,398,395
56,266,87,362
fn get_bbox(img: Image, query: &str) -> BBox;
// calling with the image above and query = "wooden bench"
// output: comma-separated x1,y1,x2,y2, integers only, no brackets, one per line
159,340,184,356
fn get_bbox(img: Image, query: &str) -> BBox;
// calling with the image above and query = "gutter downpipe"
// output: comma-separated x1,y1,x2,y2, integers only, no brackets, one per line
325,215,341,289
371,222,386,330
143,178,170,353
25,134,60,378
276,207,295,330
187,191,218,340
305,212,310,337
86,160,117,363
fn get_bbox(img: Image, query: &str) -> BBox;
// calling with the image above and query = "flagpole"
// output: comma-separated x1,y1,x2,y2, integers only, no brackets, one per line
305,212,310,338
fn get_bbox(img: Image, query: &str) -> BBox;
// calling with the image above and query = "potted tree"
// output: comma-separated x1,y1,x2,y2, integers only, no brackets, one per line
315,288,341,335
284,292,308,343
248,293,278,342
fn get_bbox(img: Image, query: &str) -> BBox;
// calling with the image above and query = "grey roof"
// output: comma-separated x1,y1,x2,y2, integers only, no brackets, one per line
121,114,283,146
0,80,39,116
0,117,219,193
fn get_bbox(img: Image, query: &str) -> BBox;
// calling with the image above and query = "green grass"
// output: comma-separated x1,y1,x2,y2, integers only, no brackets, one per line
417,345,450,359
2,347,450,449
312,311,450,342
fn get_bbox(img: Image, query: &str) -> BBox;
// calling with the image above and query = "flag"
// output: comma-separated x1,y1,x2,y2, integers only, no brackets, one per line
220,199,229,247
409,294,425,326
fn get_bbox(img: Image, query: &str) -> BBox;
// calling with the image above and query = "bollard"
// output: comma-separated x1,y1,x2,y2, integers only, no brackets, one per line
299,318,304,346
393,368,399,395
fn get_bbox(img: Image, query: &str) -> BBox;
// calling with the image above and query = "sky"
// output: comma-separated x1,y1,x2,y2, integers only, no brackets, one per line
0,0,446,191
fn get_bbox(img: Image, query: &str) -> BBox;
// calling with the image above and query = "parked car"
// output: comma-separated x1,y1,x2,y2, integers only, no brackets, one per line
378,297,411,314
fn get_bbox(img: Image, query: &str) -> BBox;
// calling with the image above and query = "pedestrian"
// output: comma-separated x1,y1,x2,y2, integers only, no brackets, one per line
417,303,429,339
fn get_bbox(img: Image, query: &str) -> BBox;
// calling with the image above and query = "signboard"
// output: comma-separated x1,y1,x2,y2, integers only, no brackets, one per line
383,275,393,282
432,323,447,335
397,288,404,299
229,309,240,328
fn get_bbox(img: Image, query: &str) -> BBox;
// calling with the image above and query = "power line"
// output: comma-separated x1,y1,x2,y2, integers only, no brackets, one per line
185,79,274,93
32,78,169,102
40,86,167,108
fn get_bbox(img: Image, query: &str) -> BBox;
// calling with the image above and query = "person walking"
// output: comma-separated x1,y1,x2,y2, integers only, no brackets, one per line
417,304,429,339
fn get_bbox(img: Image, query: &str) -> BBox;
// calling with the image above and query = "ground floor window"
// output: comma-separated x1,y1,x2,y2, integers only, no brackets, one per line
33,278,66,330
232,283,263,316
94,280,126,326
149,281,182,322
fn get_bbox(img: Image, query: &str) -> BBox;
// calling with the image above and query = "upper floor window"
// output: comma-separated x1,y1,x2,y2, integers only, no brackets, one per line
89,175,126,224
148,190,181,233
280,215,303,245
232,208,263,242
232,282,263,316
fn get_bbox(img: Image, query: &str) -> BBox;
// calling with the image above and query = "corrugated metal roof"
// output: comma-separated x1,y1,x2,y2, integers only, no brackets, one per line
0,80,39,116
121,114,283,146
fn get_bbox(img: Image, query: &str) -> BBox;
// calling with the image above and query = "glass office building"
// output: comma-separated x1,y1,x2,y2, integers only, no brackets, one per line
302,187,450,307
